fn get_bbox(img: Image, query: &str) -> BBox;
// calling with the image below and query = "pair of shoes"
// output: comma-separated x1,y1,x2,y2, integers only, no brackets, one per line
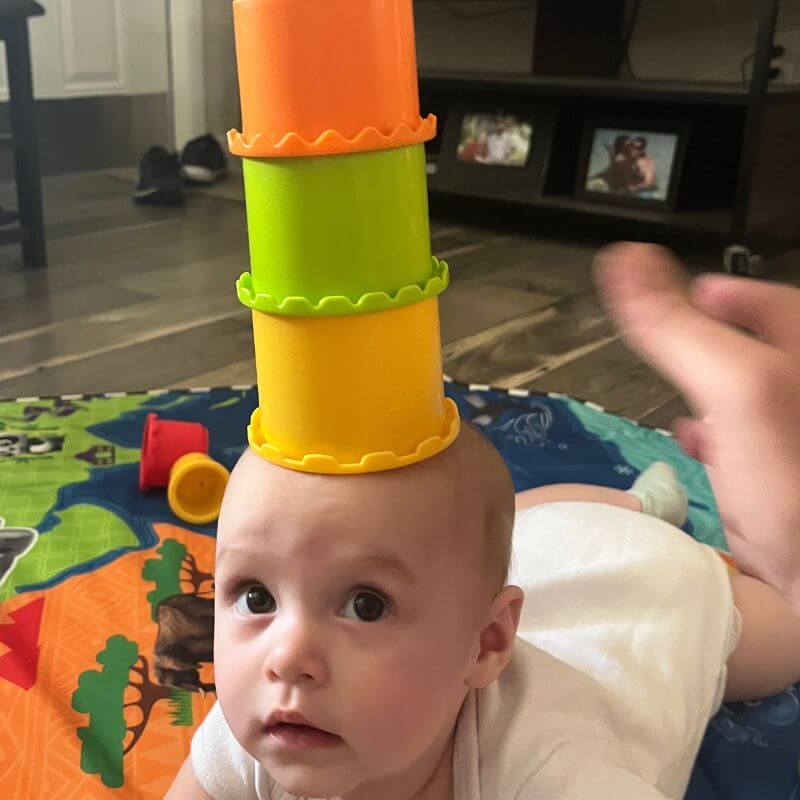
133,135,227,206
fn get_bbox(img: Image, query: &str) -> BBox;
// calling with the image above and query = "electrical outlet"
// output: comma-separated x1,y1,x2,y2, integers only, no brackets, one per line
779,44,797,84
776,58,797,84
770,41,795,83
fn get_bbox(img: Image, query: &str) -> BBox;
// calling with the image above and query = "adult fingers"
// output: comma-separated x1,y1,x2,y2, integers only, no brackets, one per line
672,416,711,464
594,243,775,416
691,273,800,357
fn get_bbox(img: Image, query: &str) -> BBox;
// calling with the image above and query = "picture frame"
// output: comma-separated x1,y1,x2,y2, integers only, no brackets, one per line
434,103,557,202
575,118,688,211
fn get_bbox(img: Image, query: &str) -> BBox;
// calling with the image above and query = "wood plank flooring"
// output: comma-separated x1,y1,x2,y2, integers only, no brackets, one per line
2,168,799,430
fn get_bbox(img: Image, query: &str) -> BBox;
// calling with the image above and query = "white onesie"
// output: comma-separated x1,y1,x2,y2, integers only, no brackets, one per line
192,502,740,799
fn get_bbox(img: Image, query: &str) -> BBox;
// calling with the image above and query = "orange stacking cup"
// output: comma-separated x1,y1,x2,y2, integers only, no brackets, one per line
229,0,436,157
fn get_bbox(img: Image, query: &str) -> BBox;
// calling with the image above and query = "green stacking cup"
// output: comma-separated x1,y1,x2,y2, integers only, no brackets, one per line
237,143,447,316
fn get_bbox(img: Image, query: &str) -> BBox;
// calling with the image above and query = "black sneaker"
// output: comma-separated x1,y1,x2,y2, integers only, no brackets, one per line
133,146,184,206
180,134,228,185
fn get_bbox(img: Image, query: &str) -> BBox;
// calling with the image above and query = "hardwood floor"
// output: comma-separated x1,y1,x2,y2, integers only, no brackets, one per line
2,168,799,431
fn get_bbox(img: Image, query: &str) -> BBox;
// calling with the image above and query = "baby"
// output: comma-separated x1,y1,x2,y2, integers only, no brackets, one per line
166,417,800,799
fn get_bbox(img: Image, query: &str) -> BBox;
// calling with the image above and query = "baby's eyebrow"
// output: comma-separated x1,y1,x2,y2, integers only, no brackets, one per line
346,552,417,585
215,545,255,573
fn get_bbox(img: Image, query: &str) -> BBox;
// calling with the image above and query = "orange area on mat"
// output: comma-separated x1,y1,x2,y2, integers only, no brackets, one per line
0,524,217,799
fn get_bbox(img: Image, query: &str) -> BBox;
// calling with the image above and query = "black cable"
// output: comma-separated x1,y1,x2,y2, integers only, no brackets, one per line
741,52,756,85
434,1,536,20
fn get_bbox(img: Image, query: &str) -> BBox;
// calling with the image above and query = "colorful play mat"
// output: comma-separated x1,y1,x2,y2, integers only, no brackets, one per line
0,383,796,799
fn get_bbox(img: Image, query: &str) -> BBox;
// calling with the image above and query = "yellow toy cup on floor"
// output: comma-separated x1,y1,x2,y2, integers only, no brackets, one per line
167,453,230,525
249,299,460,474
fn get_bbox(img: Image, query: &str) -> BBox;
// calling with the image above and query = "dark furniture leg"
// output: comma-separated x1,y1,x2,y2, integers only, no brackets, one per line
732,0,780,245
4,17,46,267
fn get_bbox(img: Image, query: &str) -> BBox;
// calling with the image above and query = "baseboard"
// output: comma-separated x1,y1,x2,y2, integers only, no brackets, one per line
0,93,171,181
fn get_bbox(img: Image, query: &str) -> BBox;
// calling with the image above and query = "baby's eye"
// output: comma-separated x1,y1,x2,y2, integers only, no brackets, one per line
234,584,276,616
341,590,389,623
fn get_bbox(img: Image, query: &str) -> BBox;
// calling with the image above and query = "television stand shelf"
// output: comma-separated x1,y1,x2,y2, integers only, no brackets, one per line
422,70,800,107
418,0,799,275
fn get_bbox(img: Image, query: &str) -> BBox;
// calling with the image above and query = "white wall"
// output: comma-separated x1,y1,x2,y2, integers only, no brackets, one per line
415,1,538,73
0,0,170,102
202,0,238,137
414,0,800,83
631,0,800,84
168,0,207,147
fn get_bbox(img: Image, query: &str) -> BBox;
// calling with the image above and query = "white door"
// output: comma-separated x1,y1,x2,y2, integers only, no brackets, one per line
0,0,207,149
0,0,171,101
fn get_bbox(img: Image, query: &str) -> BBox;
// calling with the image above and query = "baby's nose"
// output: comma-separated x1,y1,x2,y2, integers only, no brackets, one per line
263,618,329,686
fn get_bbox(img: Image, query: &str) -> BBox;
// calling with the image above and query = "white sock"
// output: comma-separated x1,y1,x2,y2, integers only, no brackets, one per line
627,462,688,527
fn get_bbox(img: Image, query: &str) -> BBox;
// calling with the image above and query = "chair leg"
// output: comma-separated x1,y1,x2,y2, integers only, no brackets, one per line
5,18,46,267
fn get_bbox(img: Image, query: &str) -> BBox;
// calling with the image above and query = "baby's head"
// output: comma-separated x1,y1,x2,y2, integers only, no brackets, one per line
213,424,522,798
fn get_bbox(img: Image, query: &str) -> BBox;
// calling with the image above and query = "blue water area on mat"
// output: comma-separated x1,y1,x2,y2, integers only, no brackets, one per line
87,388,254,466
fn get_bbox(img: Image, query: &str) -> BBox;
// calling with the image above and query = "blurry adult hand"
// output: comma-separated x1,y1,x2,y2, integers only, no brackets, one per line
595,243,800,607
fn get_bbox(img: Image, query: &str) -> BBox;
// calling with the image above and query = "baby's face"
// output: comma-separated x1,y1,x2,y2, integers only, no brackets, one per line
213,446,497,799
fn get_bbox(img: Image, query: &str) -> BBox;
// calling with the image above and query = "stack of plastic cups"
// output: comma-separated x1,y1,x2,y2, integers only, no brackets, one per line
228,0,460,474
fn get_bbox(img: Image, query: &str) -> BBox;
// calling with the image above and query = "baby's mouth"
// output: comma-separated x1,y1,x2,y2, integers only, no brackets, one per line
264,721,343,750
267,720,332,734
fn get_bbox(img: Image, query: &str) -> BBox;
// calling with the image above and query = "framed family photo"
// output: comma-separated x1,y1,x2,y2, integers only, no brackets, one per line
576,119,688,211
436,103,557,201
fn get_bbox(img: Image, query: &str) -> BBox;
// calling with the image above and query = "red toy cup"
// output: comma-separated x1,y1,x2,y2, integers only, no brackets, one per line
139,413,210,491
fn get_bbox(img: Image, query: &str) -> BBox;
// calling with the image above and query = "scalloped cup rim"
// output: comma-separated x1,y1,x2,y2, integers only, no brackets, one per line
247,398,460,474
237,257,449,316
227,115,437,158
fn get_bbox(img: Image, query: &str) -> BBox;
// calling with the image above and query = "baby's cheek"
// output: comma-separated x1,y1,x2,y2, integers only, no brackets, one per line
352,651,464,753
213,625,259,737
213,621,236,680
356,672,432,751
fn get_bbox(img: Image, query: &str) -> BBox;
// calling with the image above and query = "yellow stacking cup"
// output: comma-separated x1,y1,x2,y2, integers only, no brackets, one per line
248,298,460,474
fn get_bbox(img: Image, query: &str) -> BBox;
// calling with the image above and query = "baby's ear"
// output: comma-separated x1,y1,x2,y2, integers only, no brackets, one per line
465,585,524,690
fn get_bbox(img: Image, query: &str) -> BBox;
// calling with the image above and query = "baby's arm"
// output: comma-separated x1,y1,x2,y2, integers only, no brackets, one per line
165,756,214,800
726,573,800,701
